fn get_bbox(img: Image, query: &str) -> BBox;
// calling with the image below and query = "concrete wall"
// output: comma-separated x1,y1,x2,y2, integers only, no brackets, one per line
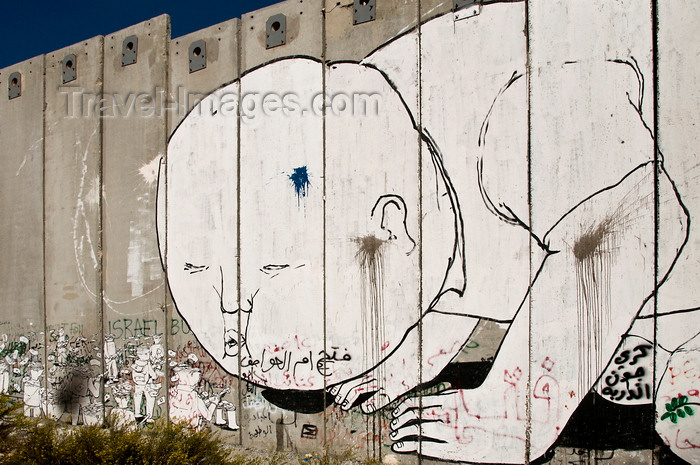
1,1,699,463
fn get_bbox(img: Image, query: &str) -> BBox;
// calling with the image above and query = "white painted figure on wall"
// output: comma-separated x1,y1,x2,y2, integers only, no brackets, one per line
23,362,43,418
54,327,68,367
161,1,699,463
111,381,136,427
104,333,119,383
0,358,9,395
0,334,8,396
131,345,159,422
169,364,232,429
69,360,101,425
150,334,165,368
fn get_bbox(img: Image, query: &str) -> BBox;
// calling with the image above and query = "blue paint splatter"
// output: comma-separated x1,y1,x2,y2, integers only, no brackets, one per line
288,166,311,204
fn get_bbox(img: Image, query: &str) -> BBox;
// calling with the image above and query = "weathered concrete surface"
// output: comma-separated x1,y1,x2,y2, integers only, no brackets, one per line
417,5,530,462
240,0,323,73
166,17,242,441
238,10,325,446
527,1,659,463
0,56,45,329
44,37,104,424
168,19,240,134
102,16,169,422
324,2,420,460
0,56,45,413
656,0,700,324
654,2,700,463
324,0,418,62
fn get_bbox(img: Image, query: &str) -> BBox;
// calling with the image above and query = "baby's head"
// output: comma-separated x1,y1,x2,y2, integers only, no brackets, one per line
163,58,460,387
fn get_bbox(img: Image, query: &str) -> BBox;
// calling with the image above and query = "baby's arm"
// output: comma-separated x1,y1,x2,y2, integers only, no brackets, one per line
390,163,687,463
328,297,481,413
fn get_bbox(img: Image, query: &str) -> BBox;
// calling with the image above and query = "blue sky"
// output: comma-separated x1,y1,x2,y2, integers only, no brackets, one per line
1,0,279,69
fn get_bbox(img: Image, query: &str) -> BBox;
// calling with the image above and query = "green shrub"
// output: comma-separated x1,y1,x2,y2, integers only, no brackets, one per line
0,414,233,465
0,407,384,465
54,425,109,465
139,420,232,465
97,420,143,465
0,395,22,454
1,418,62,465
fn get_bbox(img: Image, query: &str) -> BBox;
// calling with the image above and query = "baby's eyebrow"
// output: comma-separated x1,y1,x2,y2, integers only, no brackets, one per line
261,264,290,273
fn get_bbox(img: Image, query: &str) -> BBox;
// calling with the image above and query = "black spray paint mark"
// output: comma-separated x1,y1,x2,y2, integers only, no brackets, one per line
574,218,616,396
288,166,311,205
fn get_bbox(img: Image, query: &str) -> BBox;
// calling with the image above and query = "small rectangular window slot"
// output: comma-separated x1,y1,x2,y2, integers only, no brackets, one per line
454,0,481,21
8,72,21,99
266,14,287,49
62,54,77,84
122,35,138,66
354,0,376,25
189,40,207,73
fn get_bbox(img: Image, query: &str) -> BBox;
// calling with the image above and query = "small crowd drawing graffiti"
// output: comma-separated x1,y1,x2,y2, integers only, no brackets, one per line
1,323,238,431
161,1,699,463
0,334,34,396
170,363,237,429
0,332,47,418
45,327,102,425
101,330,237,429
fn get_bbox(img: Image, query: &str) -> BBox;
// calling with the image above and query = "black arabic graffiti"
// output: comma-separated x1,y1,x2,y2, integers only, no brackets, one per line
600,344,653,402
242,347,353,378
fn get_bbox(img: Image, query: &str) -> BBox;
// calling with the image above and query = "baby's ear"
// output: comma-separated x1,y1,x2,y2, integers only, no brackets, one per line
371,194,416,256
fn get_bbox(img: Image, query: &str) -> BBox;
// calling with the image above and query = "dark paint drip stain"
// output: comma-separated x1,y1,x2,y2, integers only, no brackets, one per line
573,219,612,261
355,235,387,384
355,235,385,269
574,217,616,396
288,166,311,205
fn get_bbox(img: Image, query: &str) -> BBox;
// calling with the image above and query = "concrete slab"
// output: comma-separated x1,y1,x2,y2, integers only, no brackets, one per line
166,17,242,440
0,55,45,329
238,0,325,452
322,62,420,463
325,0,419,63
240,0,323,73
653,2,700,463
44,36,105,424
168,18,240,134
322,1,421,460
236,54,326,453
528,1,655,462
0,55,46,407
102,15,170,422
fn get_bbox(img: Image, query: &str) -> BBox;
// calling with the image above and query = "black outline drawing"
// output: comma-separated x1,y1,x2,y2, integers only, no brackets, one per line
158,4,697,462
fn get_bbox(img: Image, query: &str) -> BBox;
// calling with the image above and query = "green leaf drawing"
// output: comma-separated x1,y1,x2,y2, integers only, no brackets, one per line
661,394,696,424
